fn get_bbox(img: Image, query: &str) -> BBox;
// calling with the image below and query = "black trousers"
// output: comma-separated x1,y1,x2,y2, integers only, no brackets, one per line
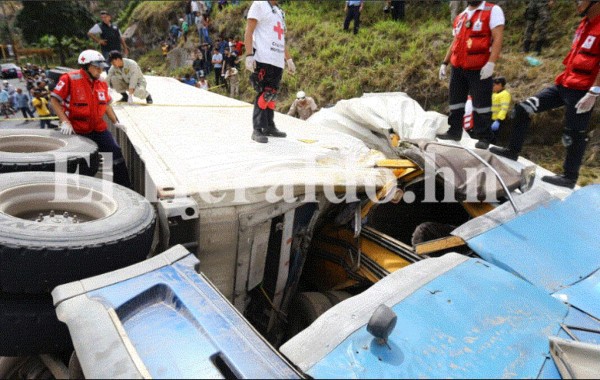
391,0,405,20
85,130,132,189
344,5,361,34
20,106,34,119
251,61,283,132
214,67,222,86
508,85,591,180
448,66,494,143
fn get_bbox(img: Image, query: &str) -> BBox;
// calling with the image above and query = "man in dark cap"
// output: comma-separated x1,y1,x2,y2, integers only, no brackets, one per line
88,10,129,61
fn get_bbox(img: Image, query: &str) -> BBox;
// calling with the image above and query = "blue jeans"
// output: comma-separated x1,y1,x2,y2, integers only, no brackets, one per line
201,28,211,44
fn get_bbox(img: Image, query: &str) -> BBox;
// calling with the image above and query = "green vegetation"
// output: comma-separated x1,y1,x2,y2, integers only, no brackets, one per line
16,1,95,65
116,0,142,28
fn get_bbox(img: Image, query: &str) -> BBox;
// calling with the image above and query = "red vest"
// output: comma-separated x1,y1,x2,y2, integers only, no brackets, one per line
556,15,600,90
53,69,110,134
450,2,494,70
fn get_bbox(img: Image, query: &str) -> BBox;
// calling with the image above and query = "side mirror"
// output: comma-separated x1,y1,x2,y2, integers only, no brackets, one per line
367,304,397,346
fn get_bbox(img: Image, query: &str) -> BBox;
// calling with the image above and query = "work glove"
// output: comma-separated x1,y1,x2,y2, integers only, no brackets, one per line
60,121,73,135
113,122,127,133
491,120,500,131
480,62,495,80
127,96,134,105
439,64,447,80
286,58,296,75
245,55,255,72
575,92,598,114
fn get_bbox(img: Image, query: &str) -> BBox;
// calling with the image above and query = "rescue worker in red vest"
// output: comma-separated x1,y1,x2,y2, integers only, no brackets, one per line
489,0,600,189
50,50,131,188
438,1,505,149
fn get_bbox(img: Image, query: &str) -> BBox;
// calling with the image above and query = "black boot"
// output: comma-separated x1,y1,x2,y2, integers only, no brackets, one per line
120,92,128,102
263,126,287,138
535,40,544,54
475,140,490,149
251,129,268,143
489,146,519,161
523,40,531,53
437,132,462,142
541,175,576,189
146,94,153,104
264,109,286,137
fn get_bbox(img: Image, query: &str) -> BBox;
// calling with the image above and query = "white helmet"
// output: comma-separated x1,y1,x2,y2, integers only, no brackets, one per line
78,49,108,68
296,91,306,99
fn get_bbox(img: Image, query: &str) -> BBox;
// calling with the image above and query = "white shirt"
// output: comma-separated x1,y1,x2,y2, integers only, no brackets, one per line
454,1,504,37
247,1,286,68
88,23,122,36
198,80,209,90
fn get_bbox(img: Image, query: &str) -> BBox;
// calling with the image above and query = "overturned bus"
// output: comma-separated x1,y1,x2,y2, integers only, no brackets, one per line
0,77,598,378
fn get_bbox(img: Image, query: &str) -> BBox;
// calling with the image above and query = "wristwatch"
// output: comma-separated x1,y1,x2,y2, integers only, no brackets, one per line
590,86,600,95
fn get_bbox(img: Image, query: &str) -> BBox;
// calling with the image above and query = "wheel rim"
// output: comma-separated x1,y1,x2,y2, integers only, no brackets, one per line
0,183,117,224
0,135,67,153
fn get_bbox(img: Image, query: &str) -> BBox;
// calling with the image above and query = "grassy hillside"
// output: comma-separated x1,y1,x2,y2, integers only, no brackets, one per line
134,0,599,185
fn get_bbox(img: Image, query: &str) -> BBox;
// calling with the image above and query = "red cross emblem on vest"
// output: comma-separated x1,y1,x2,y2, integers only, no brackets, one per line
273,21,284,40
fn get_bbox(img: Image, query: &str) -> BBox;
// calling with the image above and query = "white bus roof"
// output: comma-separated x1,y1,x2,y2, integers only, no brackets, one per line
113,76,395,207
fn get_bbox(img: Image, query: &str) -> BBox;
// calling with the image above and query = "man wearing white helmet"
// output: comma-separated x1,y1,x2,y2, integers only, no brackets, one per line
287,90,318,121
50,49,131,188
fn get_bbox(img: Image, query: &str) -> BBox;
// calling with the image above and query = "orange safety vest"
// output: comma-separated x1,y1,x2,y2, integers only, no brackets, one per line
450,2,494,71
556,15,600,91
52,69,110,134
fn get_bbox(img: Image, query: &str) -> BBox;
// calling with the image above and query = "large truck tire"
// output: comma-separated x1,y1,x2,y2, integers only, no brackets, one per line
0,172,156,294
0,293,72,356
0,129,99,176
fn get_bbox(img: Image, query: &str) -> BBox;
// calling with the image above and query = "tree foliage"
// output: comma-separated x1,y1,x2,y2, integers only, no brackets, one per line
16,1,95,44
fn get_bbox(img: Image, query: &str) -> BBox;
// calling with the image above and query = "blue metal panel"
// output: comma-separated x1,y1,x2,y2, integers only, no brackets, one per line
88,256,299,379
561,304,600,345
555,269,600,322
538,358,561,379
466,185,600,293
306,259,568,379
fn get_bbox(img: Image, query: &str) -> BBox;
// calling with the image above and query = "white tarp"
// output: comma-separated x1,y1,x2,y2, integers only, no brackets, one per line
308,91,570,199
308,92,450,155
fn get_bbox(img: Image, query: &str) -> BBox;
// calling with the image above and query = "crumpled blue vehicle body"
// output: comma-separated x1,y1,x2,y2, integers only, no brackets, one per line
280,253,600,379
